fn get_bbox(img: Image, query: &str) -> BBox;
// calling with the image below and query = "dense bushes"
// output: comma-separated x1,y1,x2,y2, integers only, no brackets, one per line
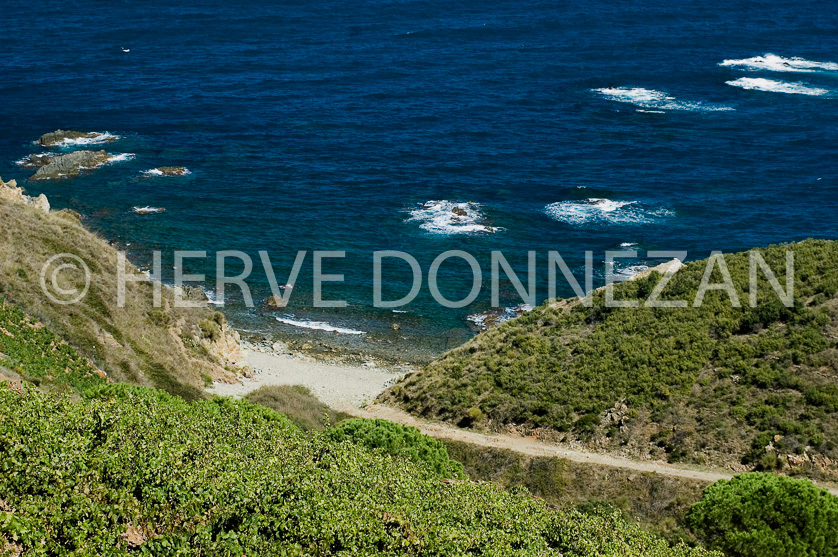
0,383,719,556
326,419,465,479
383,240,838,473
687,473,838,557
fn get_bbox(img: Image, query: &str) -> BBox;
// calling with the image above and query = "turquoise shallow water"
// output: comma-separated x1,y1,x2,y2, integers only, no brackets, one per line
1,0,837,357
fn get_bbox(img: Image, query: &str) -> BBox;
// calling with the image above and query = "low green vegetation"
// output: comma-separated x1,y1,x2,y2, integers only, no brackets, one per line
0,301,105,392
245,385,352,431
687,473,838,557
327,419,466,479
0,383,719,556
0,201,236,400
383,240,838,479
443,440,707,545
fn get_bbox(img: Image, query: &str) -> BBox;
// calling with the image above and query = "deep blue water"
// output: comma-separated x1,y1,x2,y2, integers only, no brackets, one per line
2,0,837,357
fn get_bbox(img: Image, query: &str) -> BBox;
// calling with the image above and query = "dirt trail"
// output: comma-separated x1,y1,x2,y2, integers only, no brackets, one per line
209,348,838,496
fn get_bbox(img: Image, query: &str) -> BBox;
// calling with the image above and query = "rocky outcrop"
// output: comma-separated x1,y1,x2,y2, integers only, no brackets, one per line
201,320,244,368
0,177,49,213
17,153,55,168
156,166,189,176
37,130,115,147
262,295,288,311
31,150,111,180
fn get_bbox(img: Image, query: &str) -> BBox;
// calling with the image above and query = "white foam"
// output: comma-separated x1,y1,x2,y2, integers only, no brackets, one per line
15,153,55,166
408,201,500,234
725,77,829,96
275,316,365,335
545,198,674,226
467,304,534,330
720,54,838,73
141,168,192,177
615,264,650,280
107,153,135,163
132,206,165,215
592,87,734,112
204,289,224,306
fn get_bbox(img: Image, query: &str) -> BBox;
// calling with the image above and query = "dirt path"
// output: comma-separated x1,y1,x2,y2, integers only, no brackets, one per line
209,349,838,496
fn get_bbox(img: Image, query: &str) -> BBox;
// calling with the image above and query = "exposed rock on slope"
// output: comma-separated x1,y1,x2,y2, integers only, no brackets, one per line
31,150,111,180
0,177,49,213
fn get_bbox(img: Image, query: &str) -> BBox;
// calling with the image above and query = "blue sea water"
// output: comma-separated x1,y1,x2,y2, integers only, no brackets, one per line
2,0,837,357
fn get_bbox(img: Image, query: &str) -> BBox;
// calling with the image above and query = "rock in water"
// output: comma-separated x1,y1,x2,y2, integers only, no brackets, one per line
37,130,114,146
0,177,50,213
262,295,288,310
31,150,111,180
157,166,189,176
17,153,55,168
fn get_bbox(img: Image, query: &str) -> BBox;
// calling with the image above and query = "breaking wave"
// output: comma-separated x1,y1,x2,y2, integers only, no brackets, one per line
725,77,830,96
592,87,734,112
408,200,500,234
720,54,838,73
545,198,674,226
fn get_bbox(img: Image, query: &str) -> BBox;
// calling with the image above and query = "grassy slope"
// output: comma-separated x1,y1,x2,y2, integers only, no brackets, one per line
0,382,719,556
382,240,838,480
245,385,353,431
0,200,235,399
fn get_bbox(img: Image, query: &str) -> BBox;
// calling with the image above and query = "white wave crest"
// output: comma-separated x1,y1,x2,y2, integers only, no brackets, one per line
275,316,365,335
725,77,829,96
132,206,166,215
107,153,136,164
720,54,838,73
592,87,734,112
408,201,500,234
142,168,164,176
545,198,674,226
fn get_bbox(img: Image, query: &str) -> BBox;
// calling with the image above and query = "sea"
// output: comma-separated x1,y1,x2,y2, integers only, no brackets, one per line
2,0,837,360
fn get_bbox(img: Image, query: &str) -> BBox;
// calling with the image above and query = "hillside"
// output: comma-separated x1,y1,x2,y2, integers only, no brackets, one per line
0,187,242,399
382,240,838,481
0,382,720,556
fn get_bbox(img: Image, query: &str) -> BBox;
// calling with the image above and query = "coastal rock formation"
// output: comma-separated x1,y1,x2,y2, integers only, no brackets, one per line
156,166,189,176
262,295,288,310
0,177,50,213
17,153,55,168
37,129,115,146
31,150,110,180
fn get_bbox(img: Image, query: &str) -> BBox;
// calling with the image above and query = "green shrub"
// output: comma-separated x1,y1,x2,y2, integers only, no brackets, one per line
687,473,838,557
327,418,466,479
0,383,718,556
245,384,351,431
383,240,838,471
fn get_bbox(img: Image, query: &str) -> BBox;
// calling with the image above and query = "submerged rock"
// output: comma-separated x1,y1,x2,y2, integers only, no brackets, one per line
37,130,116,147
31,150,111,180
0,177,50,213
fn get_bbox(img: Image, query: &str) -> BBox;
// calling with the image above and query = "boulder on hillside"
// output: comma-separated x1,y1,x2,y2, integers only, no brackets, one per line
0,177,50,213
37,130,116,147
31,150,111,180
